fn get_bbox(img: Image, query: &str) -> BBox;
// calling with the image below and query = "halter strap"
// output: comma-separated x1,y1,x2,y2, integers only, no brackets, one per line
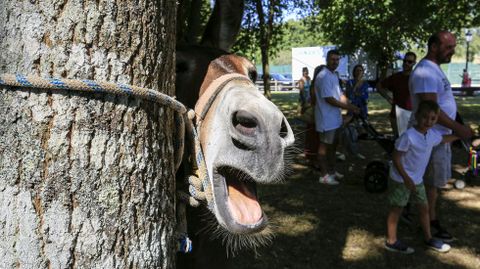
194,73,253,126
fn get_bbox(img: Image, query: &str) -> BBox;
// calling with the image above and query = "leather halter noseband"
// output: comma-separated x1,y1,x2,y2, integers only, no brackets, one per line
176,73,256,252
194,73,254,128
182,73,256,209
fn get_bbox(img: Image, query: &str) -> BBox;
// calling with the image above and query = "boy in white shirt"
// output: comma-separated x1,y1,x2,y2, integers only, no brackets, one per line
385,100,458,254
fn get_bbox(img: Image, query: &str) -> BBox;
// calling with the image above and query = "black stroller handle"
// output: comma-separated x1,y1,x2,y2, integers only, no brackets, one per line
348,114,395,154
460,136,480,152
454,112,480,152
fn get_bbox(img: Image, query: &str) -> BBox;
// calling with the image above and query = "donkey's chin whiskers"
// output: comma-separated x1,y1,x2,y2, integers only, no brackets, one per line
196,209,274,256
212,224,274,257
293,129,309,136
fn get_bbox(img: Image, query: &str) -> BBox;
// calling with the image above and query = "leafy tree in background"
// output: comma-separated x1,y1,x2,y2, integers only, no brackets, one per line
233,0,287,98
271,19,329,65
234,18,326,65
176,0,480,88
177,0,212,45
455,28,480,64
312,0,479,78
233,0,311,98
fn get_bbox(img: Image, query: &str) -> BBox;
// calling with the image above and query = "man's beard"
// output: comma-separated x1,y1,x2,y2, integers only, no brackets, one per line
440,54,453,64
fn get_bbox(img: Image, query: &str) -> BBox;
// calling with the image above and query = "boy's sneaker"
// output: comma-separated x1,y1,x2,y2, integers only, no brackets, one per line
431,220,454,243
319,174,339,185
425,238,451,253
384,240,415,254
334,171,344,179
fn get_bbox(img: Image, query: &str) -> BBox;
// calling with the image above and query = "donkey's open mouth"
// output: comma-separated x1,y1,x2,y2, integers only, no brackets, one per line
213,166,267,234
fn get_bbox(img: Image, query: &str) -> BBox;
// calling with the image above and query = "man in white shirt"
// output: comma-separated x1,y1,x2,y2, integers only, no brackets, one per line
409,31,473,242
315,49,359,185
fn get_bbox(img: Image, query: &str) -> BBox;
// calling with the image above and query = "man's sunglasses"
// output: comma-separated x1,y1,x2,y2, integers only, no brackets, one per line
404,60,416,64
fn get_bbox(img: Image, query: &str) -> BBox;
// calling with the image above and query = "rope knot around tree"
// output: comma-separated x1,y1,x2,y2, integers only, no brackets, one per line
0,73,212,253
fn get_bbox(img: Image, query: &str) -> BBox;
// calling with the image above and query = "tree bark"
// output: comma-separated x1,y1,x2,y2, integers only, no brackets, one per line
261,49,272,99
0,1,177,268
254,0,273,100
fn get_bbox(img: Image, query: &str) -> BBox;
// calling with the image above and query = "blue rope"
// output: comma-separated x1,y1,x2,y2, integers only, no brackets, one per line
0,73,220,253
15,74,33,87
82,79,104,92
0,74,187,114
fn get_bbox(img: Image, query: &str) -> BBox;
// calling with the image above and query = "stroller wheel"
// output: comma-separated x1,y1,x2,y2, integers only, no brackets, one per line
364,167,388,193
366,161,387,172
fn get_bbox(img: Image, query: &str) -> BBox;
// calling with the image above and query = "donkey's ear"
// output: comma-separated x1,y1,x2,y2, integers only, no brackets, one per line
200,0,244,52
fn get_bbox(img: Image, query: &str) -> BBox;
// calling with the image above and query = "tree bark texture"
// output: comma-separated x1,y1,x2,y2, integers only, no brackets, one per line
0,1,177,268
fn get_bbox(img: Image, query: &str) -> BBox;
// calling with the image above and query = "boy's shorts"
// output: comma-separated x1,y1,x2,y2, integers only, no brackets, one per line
388,179,427,207
424,143,451,188
318,128,340,145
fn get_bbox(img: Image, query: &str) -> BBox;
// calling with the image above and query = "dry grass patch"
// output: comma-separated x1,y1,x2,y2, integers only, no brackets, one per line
229,93,480,269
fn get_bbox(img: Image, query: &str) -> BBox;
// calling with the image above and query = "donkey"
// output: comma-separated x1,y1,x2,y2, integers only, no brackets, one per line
175,0,295,267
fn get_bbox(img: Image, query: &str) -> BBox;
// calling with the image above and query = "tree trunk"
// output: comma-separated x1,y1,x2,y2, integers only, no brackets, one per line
0,1,177,268
254,0,271,99
261,50,272,99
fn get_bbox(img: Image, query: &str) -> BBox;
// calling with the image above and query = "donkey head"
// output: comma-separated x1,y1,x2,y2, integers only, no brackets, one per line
176,0,294,247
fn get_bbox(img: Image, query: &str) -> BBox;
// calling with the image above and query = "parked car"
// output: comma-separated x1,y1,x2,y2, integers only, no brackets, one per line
263,73,294,91
255,73,294,91
256,73,263,82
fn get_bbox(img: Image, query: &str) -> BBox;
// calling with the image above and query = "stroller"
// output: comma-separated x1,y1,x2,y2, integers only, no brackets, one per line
347,106,411,193
360,117,396,193
345,116,396,193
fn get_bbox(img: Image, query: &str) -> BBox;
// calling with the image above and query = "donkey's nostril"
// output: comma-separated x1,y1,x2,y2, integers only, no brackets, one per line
234,110,258,128
280,116,295,147
232,110,258,136
280,118,288,138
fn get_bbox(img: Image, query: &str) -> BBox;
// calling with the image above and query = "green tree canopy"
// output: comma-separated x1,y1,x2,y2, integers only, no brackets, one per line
234,18,328,65
232,0,311,97
233,0,291,61
177,0,212,45
313,0,479,75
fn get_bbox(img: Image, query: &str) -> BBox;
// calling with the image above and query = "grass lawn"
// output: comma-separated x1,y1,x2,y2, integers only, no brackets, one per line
230,91,480,269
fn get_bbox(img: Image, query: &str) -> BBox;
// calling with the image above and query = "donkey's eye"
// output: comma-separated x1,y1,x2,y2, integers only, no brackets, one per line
248,70,257,82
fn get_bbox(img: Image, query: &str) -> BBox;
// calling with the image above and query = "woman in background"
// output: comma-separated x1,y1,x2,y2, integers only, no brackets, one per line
346,64,370,119
304,65,325,169
343,64,369,159
298,67,312,114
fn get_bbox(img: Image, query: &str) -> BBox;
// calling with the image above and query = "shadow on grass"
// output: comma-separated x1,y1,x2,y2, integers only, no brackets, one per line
227,92,480,269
